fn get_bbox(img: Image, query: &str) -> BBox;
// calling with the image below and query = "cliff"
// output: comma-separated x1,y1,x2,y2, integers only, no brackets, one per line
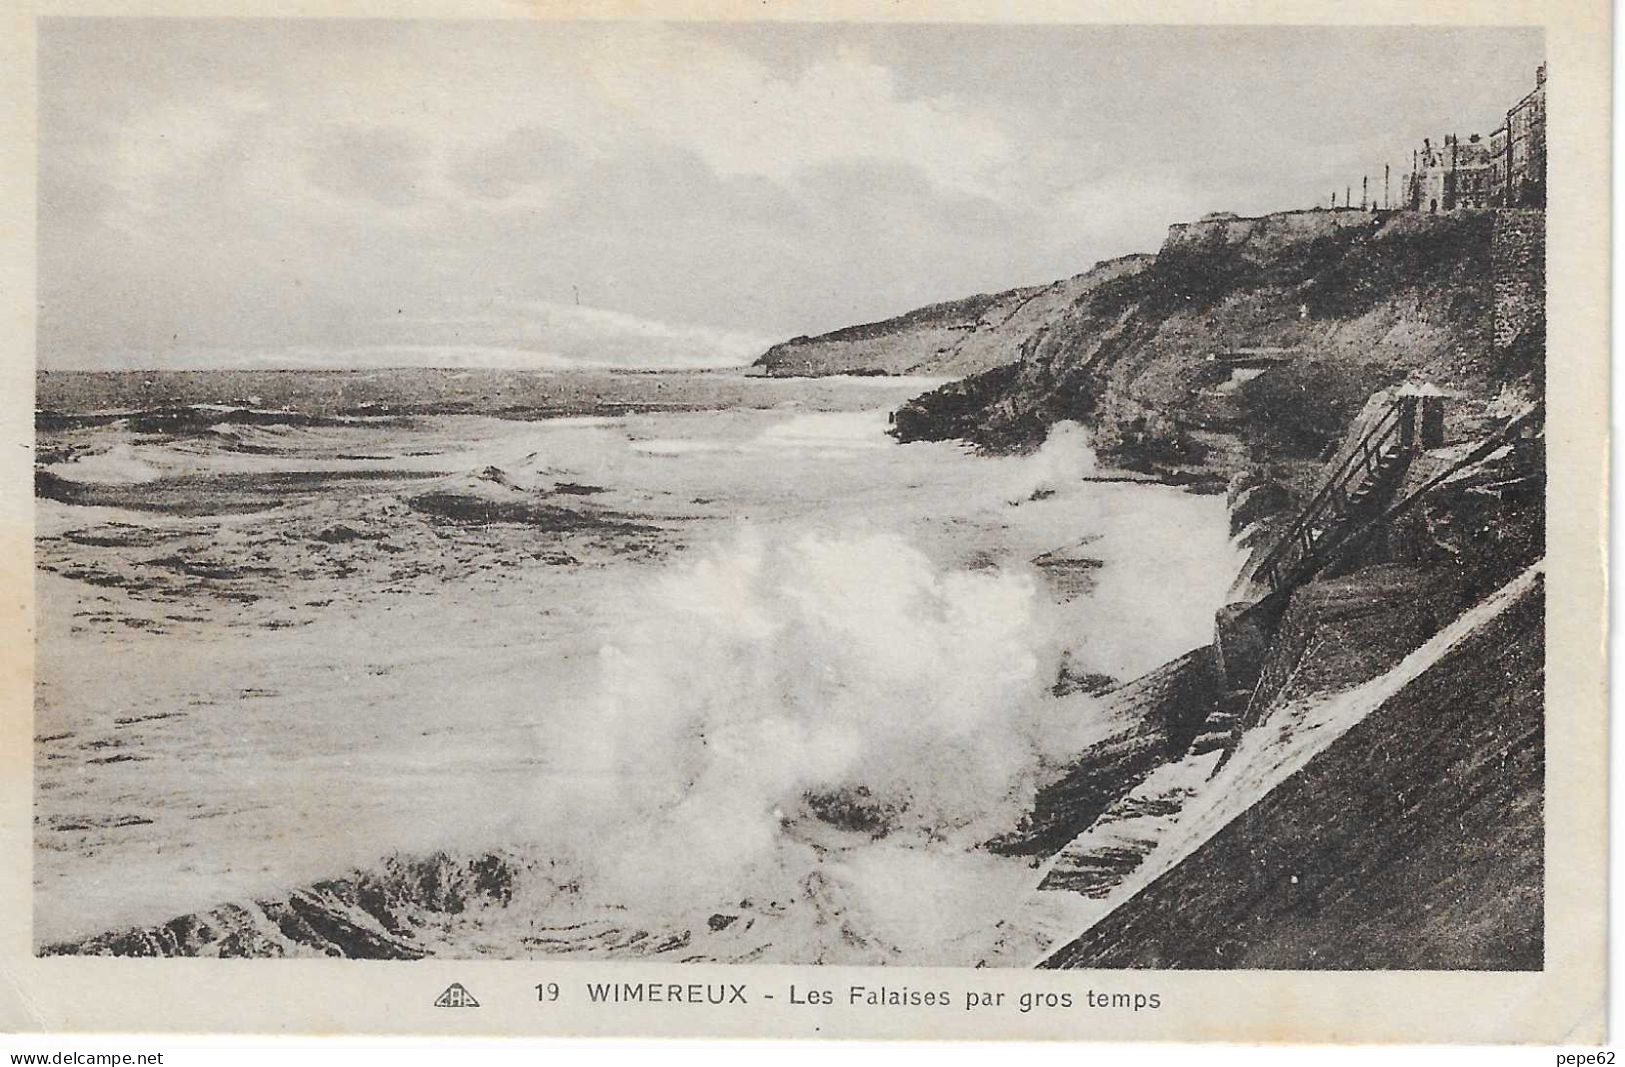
752,255,1152,379
48,207,1549,971
890,208,1543,496
898,207,1548,970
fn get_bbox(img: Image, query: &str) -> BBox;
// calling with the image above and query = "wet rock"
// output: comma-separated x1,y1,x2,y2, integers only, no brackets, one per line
313,524,375,544
46,850,529,959
990,647,1223,857
804,786,896,836
1051,658,1116,698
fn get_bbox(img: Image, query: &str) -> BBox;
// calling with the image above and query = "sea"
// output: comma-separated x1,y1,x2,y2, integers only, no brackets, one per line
34,367,1243,964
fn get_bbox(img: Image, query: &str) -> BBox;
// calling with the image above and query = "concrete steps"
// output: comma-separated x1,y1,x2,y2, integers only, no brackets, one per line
1185,688,1253,757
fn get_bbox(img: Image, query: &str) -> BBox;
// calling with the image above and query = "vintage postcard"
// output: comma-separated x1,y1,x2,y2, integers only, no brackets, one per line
0,0,1609,1044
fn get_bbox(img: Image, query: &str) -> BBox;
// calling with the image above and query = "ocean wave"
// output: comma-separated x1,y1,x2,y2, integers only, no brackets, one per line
36,467,434,516
39,442,167,485
744,411,891,452
39,404,408,437
405,465,650,531
629,439,727,456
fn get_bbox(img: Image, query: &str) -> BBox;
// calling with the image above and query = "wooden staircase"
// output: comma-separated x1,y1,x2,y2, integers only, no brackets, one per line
1194,395,1542,772
1197,393,1436,767
1253,394,1423,595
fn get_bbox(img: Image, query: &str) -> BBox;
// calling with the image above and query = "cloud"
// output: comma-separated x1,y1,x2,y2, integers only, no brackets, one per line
37,21,1546,369
508,300,773,368
38,21,1069,368
102,343,581,373
304,123,430,208
394,299,774,369
582,29,1019,198
450,127,582,202
58,299,773,372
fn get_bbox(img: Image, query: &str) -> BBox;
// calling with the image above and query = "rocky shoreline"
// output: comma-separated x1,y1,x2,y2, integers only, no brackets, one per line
46,207,1547,967
749,204,1548,968
760,208,1540,498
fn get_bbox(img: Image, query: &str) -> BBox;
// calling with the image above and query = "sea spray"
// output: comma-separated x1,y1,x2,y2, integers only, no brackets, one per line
513,416,1241,956
37,373,1247,958
1004,420,1099,503
531,526,1099,951
995,420,1246,682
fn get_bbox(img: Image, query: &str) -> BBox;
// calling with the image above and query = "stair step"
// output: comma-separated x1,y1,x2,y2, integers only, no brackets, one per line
1248,399,1419,599
1188,730,1233,756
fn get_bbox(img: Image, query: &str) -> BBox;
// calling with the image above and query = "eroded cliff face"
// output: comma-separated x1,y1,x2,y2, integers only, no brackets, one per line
891,209,1541,496
752,255,1152,379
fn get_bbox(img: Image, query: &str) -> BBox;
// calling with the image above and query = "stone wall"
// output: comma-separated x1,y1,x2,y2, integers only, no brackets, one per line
1161,207,1375,258
1491,209,1545,352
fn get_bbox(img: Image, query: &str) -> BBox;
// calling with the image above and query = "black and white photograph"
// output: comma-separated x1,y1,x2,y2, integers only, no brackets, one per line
4,5,1611,1047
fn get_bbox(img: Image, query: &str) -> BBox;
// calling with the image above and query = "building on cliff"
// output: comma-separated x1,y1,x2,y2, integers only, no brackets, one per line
1400,63,1546,212
1405,134,1495,212
1491,62,1548,207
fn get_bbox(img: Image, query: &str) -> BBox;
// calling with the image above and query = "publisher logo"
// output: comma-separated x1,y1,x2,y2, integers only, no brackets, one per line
433,983,480,1008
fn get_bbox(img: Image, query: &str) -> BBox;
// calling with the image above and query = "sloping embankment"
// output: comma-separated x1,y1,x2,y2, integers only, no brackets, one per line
1039,565,1543,970
753,255,1151,379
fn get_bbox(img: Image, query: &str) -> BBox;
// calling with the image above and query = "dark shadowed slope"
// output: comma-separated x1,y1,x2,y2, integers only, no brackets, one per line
1041,573,1543,971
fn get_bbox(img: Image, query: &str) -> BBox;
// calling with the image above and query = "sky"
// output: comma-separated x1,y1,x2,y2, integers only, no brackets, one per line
38,20,1544,370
